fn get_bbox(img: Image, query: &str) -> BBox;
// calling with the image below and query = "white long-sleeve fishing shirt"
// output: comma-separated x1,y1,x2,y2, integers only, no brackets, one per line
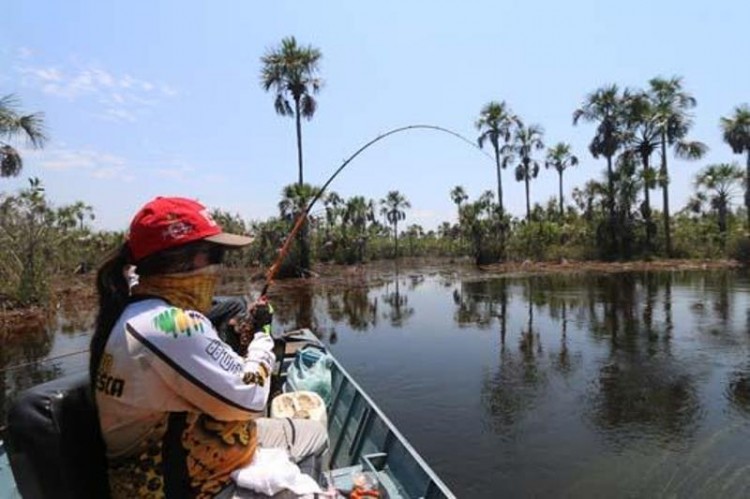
96,297,275,498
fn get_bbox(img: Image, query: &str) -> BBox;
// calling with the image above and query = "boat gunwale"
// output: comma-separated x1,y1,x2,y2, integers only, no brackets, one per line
288,328,456,498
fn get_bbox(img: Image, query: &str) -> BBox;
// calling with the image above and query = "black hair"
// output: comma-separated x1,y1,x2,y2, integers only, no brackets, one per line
89,243,131,387
89,239,225,389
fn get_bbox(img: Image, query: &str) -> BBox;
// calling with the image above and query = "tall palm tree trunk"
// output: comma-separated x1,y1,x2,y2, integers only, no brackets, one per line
494,148,504,215
394,220,399,258
494,147,507,261
660,133,672,257
745,151,750,228
641,152,653,253
293,97,311,274
525,176,531,221
606,154,615,218
558,171,564,218
294,98,304,185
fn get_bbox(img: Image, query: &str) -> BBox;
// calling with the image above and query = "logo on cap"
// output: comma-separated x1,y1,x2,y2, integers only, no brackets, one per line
163,221,194,240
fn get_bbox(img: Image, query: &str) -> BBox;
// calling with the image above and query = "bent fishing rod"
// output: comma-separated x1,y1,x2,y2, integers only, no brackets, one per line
0,125,489,374
260,123,494,297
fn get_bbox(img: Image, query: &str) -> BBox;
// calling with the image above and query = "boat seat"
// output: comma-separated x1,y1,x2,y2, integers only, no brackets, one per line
5,372,110,499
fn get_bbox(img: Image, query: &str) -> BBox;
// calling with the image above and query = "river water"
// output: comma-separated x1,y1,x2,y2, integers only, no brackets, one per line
3,264,750,498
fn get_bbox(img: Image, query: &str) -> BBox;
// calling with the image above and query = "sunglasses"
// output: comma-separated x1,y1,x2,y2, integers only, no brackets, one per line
207,245,226,264
190,242,226,265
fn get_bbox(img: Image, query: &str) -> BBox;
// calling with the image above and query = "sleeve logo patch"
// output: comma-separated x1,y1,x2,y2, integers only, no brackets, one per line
154,307,205,337
96,353,126,398
205,339,243,374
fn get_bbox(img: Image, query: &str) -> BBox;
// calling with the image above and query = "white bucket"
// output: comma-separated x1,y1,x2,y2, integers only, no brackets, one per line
270,391,327,425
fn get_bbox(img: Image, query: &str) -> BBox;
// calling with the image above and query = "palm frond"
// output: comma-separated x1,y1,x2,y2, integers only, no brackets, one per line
675,140,708,160
17,113,47,148
300,94,317,119
274,94,293,117
720,105,750,155
260,36,323,121
0,145,23,177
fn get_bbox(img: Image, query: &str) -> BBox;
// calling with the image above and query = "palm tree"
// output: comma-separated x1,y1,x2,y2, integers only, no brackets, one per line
544,143,579,217
323,191,343,238
694,163,743,245
458,190,500,265
622,91,662,251
572,180,607,221
720,104,750,227
380,190,411,258
260,36,323,186
450,185,468,217
344,196,373,231
503,124,544,221
278,182,320,276
0,94,47,177
450,185,468,252
649,76,706,256
343,195,374,262
476,101,521,216
437,221,454,242
279,182,321,217
573,85,627,218
69,200,95,230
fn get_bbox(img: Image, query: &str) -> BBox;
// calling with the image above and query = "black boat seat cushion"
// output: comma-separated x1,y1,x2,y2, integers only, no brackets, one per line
6,372,110,499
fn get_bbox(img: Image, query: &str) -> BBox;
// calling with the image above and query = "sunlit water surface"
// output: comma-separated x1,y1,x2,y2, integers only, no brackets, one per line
3,267,750,498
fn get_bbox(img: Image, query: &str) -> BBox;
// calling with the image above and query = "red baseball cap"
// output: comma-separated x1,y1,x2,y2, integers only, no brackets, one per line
127,196,253,261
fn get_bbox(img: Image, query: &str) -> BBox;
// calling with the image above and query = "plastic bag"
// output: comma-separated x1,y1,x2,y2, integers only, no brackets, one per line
283,345,333,405
231,447,322,496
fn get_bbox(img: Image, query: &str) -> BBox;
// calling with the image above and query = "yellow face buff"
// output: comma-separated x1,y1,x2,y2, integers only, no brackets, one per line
132,265,220,313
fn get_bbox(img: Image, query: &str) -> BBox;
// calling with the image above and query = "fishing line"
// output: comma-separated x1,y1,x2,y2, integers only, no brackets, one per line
1,126,491,373
262,124,495,295
0,348,89,373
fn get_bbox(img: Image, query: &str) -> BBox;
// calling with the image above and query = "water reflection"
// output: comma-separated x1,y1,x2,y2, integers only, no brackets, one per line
591,360,699,444
727,366,750,414
325,286,378,331
4,266,750,497
0,322,60,430
274,264,419,332
453,278,508,330
381,266,415,326
472,273,708,446
481,282,548,433
588,275,698,444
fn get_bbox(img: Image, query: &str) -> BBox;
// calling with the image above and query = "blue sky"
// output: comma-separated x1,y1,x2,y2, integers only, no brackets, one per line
2,0,748,232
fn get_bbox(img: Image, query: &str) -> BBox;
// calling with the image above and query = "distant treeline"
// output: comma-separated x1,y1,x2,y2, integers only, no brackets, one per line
2,166,749,308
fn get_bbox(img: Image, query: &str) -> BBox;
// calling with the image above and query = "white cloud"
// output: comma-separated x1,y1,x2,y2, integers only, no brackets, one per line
18,144,219,190
160,84,178,97
21,65,178,101
100,108,138,123
153,164,195,181
91,166,132,181
17,58,179,123
23,147,131,182
91,68,115,88
30,67,63,82
17,47,34,59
